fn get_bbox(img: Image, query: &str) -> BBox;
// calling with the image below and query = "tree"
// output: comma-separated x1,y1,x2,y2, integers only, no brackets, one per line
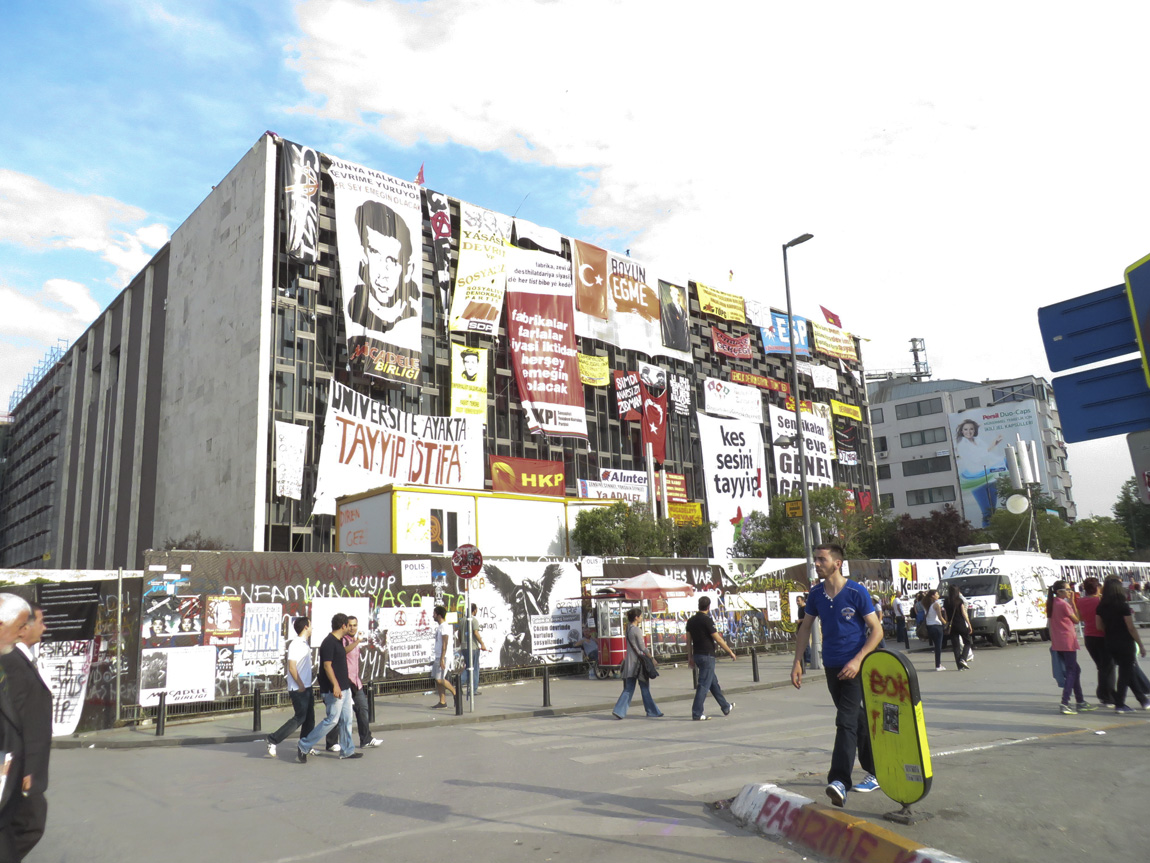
890,505,975,558
732,510,773,558
570,501,714,557
163,530,227,551
732,487,891,559
1062,517,1131,560
1113,477,1150,558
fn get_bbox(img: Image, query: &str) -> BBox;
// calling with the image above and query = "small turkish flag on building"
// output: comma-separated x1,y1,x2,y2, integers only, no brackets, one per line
820,305,842,328
414,163,425,185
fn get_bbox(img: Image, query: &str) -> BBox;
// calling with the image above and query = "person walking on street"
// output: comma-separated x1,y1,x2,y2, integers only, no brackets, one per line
612,608,663,719
924,589,947,671
296,614,361,762
325,616,382,752
1047,581,1097,714
460,604,489,697
431,606,457,709
1077,578,1115,706
266,618,316,757
894,593,912,650
685,596,737,721
946,585,974,670
791,544,883,808
1096,577,1150,713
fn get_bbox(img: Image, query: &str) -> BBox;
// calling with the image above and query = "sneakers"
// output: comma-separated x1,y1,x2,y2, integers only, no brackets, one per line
694,715,710,721
1115,705,1136,714
722,703,735,717
935,665,946,672
1060,703,1077,715
339,752,363,760
265,737,277,757
326,743,341,753
825,780,847,807
365,738,383,747
431,702,448,709
296,746,308,764
964,648,974,663
958,662,970,670
854,774,880,793
1076,702,1098,712
612,712,625,720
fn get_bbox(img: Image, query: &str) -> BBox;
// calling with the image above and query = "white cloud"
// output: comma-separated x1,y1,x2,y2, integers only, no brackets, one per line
0,279,99,342
0,169,170,285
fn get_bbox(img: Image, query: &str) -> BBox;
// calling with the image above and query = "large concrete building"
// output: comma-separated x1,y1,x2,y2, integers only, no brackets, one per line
0,134,877,569
867,374,1075,526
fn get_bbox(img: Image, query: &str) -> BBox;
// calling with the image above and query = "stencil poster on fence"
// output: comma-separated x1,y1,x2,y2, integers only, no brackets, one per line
696,411,767,559
329,155,424,384
505,247,588,439
573,250,691,362
313,381,484,514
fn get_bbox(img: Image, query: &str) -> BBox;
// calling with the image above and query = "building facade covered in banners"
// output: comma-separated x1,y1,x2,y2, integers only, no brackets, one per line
0,134,876,570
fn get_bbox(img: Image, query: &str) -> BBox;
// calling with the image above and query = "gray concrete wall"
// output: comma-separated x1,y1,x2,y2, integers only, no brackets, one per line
154,135,276,551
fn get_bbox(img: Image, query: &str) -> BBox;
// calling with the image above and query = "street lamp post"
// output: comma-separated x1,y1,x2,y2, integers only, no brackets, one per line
782,232,820,670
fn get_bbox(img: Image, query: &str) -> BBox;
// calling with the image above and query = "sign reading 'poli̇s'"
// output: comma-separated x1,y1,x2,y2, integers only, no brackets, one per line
505,248,587,439
313,381,484,515
330,156,424,384
696,411,767,559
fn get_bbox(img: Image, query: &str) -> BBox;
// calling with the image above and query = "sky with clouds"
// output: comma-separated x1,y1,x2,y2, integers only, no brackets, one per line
2,0,1149,519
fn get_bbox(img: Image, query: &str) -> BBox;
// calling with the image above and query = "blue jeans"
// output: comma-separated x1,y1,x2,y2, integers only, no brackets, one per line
613,676,661,717
268,688,315,744
926,624,945,667
824,668,875,788
298,689,353,755
970,480,998,528
326,683,370,748
691,654,731,719
1058,650,1084,705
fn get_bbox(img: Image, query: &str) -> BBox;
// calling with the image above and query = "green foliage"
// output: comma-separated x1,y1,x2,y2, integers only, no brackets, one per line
732,487,892,559
890,505,975,558
1113,477,1150,557
570,501,715,557
980,505,1131,560
163,530,227,551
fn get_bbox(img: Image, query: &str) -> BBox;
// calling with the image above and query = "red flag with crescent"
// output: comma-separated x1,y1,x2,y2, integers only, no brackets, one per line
573,238,608,320
638,361,668,463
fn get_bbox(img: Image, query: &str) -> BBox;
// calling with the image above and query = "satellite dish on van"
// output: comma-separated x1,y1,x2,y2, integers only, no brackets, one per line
1006,494,1030,515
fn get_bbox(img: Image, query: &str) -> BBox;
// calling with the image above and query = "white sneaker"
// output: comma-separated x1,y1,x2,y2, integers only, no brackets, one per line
265,738,276,757
328,743,341,753
935,665,946,671
365,738,383,747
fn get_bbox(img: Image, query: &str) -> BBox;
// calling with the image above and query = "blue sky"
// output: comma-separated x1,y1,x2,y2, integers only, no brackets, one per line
3,0,1150,518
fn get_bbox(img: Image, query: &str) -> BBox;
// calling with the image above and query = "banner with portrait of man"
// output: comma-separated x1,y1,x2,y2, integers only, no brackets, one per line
451,343,488,417
281,139,319,263
329,156,424,384
449,201,513,334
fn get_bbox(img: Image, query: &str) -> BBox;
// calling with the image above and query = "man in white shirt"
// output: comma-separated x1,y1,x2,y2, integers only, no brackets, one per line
266,618,315,757
431,606,456,709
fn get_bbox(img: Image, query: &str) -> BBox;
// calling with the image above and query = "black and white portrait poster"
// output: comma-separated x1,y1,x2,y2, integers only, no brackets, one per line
669,373,692,417
330,155,424,384
425,189,454,314
282,139,319,263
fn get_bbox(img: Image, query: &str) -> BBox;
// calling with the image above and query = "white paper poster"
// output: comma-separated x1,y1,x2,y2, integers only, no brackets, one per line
765,591,782,622
238,602,284,675
38,639,96,737
310,596,371,644
702,377,764,424
140,645,216,706
313,381,485,515
403,559,433,585
274,421,308,500
696,411,767,558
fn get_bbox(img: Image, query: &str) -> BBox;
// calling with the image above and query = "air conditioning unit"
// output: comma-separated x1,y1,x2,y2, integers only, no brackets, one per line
876,451,888,459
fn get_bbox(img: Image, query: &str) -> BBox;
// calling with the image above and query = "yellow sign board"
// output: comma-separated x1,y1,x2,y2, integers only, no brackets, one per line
830,398,862,421
577,353,610,386
859,649,932,806
784,500,803,518
667,501,703,525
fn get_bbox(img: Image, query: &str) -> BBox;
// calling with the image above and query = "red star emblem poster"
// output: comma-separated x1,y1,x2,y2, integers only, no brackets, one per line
638,361,668,463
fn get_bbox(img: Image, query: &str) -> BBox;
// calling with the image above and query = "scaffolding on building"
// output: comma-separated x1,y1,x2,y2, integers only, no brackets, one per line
8,338,69,413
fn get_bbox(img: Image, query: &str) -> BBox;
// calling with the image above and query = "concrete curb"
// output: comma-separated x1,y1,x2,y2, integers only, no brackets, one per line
52,677,792,750
725,783,970,863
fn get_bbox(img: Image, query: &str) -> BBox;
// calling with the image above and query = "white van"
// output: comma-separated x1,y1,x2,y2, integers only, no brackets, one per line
938,546,1058,647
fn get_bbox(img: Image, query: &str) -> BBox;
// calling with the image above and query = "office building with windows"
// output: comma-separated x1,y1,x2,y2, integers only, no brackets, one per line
867,374,1075,525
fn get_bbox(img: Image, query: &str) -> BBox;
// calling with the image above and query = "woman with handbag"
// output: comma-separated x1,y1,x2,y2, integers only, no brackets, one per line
612,607,663,719
924,589,947,671
946,585,974,670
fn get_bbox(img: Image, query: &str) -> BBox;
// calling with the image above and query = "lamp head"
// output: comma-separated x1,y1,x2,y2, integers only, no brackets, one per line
785,233,814,248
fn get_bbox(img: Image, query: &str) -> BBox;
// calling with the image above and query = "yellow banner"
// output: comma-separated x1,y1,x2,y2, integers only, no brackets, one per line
695,282,746,323
667,501,703,525
810,321,858,361
578,353,610,386
450,343,488,417
830,398,862,421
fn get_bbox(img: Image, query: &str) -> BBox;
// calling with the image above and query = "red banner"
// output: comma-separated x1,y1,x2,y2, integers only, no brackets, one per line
638,361,668,463
614,370,641,420
729,369,790,394
573,239,608,320
490,455,565,497
712,326,753,360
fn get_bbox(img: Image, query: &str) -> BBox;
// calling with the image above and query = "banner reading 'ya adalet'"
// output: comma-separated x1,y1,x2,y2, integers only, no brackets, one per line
330,156,424,383
449,202,513,334
313,381,484,514
697,411,767,559
505,247,588,439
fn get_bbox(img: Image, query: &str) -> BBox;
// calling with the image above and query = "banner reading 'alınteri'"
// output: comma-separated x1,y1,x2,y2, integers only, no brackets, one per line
505,247,588,439
330,156,424,383
313,381,484,514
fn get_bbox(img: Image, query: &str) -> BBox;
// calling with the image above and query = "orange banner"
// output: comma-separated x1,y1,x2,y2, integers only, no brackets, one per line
730,370,790,395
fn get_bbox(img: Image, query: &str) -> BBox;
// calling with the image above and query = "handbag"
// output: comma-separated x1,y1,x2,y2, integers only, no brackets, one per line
641,655,660,679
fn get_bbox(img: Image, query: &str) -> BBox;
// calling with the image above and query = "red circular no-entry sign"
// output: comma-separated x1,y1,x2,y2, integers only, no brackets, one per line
452,544,483,579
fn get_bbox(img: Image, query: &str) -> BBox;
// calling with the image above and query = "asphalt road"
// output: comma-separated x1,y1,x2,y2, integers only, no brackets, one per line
32,639,1150,863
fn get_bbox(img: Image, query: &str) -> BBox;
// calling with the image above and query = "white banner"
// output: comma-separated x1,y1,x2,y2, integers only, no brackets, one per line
238,602,284,675
703,377,764,424
313,381,484,515
697,411,768,558
140,645,216,706
811,364,838,391
449,202,513,333
768,404,835,495
744,297,771,327
38,639,96,737
274,421,308,500
578,479,649,503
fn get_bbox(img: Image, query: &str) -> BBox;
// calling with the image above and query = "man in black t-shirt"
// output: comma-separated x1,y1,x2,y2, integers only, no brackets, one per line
296,614,362,762
685,596,737,721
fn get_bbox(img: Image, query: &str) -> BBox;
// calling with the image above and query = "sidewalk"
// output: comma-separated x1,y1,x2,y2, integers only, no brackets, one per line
54,651,798,750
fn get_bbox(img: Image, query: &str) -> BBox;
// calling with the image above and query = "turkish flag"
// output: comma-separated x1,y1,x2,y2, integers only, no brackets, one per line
573,239,608,320
639,361,668,463
820,305,842,328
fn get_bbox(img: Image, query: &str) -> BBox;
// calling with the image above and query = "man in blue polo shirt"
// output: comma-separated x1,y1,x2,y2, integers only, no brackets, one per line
791,543,883,807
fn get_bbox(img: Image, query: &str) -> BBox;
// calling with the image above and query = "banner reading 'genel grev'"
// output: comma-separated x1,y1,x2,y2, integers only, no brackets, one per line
329,156,424,384
313,382,484,515
697,411,767,559
506,247,588,439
